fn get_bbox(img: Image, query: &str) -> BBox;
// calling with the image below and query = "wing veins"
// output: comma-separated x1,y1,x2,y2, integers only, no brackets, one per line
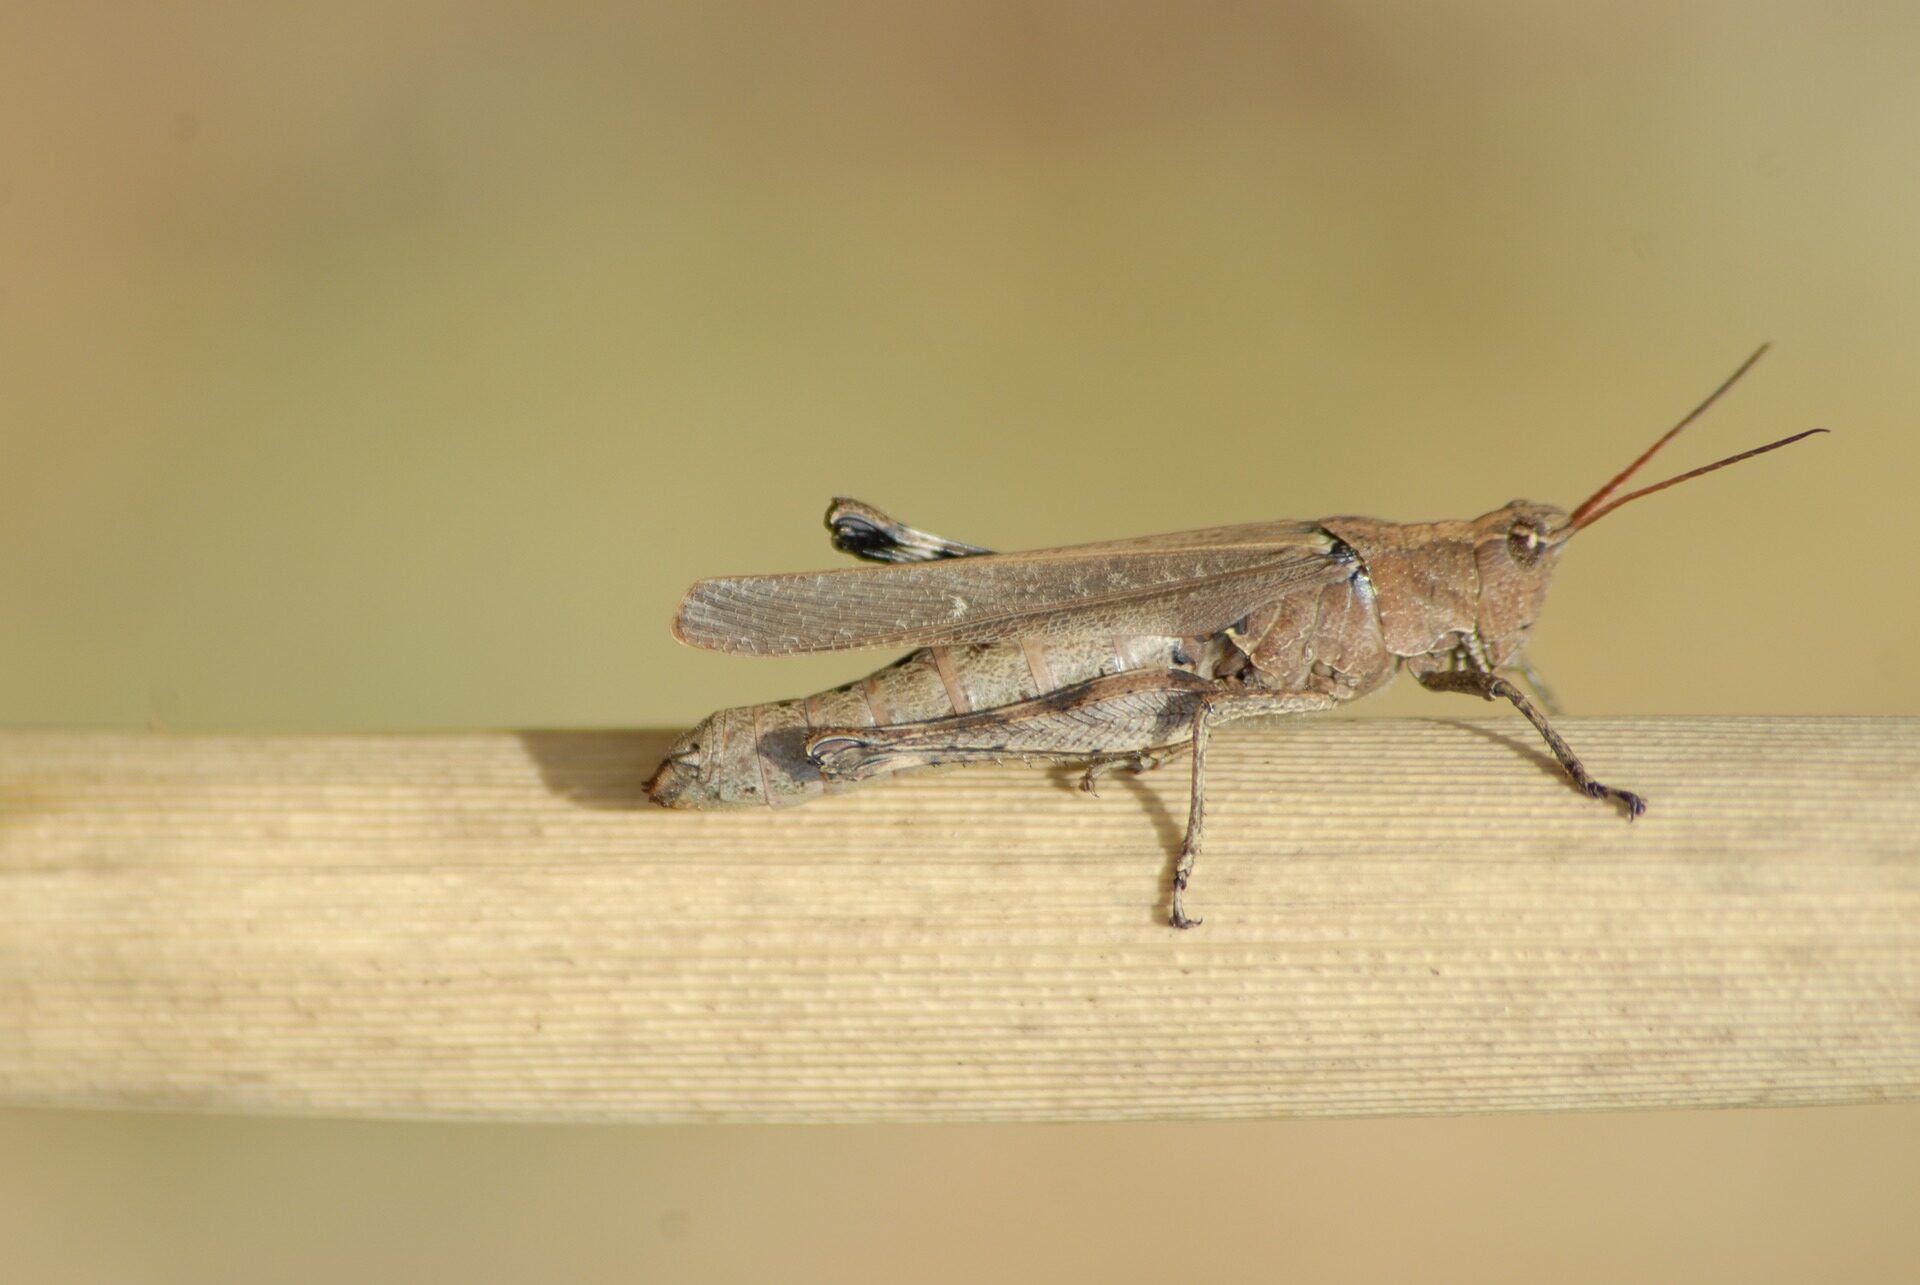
674,534,1340,654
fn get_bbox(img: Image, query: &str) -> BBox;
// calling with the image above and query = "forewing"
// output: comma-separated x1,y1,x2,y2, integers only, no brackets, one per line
672,525,1342,654
1010,518,1325,556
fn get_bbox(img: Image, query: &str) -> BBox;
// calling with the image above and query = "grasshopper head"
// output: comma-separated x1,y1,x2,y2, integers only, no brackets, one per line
1476,346,1829,671
1470,500,1571,668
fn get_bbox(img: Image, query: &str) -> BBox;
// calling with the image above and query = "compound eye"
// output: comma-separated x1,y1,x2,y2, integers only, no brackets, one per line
1508,523,1545,565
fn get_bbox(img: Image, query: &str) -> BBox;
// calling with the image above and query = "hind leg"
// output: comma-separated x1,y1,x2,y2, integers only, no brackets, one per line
806,671,1212,784
809,671,1333,927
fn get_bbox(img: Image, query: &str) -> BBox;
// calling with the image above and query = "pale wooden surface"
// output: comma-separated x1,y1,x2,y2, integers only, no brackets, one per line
1,718,1916,1122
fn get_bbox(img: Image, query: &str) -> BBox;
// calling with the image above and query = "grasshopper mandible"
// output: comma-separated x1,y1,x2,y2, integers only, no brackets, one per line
649,347,1824,927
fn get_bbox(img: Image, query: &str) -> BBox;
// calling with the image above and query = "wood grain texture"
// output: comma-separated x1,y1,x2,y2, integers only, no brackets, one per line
2,718,1916,1123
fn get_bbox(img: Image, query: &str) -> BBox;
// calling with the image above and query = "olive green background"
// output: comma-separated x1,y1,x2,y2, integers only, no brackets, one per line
3,3,1917,1282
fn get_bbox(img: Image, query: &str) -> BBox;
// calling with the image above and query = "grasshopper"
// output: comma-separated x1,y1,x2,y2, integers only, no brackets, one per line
648,347,1824,927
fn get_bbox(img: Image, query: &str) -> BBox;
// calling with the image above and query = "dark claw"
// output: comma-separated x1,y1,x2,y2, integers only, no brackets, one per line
1582,778,1647,820
1170,867,1202,929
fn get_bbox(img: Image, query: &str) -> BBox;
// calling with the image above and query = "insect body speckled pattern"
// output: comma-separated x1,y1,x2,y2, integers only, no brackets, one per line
649,348,1825,927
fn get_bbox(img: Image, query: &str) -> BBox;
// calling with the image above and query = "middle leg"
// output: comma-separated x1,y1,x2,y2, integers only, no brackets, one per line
1078,745,1186,796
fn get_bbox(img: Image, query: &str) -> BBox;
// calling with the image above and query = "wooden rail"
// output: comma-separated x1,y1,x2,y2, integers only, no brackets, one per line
2,718,1916,1122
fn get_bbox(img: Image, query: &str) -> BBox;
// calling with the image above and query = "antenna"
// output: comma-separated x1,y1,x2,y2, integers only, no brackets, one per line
1568,343,1771,530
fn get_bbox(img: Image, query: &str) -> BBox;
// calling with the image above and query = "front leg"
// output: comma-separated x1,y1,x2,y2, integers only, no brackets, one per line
1509,656,1564,718
1417,666,1646,818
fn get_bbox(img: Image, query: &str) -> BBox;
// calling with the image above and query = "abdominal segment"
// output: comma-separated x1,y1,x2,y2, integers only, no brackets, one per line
646,633,1205,810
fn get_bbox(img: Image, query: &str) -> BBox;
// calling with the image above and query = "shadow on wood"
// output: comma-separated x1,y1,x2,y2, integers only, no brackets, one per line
515,729,680,811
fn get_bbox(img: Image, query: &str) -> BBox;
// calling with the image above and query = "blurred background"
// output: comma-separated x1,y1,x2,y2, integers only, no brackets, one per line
3,1,1917,1281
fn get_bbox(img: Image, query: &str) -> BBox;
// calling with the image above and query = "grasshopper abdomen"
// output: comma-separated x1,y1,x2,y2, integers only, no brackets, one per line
647,632,1210,809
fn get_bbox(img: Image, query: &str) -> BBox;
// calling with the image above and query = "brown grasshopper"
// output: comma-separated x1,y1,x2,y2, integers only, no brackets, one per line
648,346,1824,927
